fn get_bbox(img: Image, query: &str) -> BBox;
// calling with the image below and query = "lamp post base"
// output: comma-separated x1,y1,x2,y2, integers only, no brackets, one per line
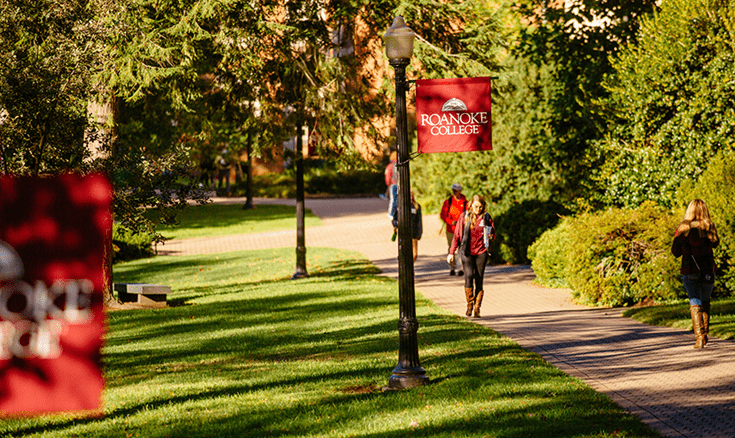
292,245,309,280
386,365,430,390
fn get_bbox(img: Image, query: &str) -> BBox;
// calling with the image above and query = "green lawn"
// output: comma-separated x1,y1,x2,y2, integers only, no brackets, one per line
151,203,322,240
0,248,661,437
624,297,735,340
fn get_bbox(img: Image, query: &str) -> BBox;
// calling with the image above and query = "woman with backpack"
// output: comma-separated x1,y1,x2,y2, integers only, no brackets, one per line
671,199,720,348
447,194,495,318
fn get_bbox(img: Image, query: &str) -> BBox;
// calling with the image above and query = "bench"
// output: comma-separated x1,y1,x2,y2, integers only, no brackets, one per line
113,283,171,307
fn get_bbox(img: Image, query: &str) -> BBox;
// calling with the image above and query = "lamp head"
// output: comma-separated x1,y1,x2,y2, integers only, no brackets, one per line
382,16,415,60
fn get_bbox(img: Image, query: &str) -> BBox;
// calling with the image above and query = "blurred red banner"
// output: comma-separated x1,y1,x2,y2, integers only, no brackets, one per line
416,77,493,153
0,173,111,415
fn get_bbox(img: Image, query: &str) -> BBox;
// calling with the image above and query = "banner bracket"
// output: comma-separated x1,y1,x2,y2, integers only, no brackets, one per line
397,151,422,167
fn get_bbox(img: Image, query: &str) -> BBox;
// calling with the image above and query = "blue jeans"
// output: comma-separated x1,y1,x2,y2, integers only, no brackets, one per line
388,184,398,219
682,275,713,306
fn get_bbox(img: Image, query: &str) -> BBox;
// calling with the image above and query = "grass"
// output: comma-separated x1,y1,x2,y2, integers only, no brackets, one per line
150,203,322,240
0,248,661,437
624,297,735,340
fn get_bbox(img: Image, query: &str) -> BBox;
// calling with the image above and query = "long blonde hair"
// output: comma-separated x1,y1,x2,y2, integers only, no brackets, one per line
469,194,486,225
676,199,718,242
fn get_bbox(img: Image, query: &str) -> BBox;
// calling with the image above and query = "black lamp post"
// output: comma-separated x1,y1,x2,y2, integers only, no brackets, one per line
242,131,254,210
383,16,429,389
292,121,309,280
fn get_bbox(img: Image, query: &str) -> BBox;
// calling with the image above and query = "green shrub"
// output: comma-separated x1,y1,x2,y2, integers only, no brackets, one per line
530,203,683,306
567,203,682,306
305,166,384,196
112,224,155,263
676,150,735,297
528,217,574,288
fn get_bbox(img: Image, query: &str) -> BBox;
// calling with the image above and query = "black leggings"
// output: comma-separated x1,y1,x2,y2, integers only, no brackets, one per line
461,251,488,291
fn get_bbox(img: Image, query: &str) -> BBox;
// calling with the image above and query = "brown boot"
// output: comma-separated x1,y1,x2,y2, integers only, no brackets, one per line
464,288,474,317
690,305,705,349
702,301,710,346
473,291,484,318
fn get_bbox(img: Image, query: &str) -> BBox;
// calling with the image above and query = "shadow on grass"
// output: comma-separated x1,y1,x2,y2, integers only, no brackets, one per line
12,326,665,437
113,255,232,282
18,296,663,438
159,257,382,307
15,323,662,438
11,251,664,437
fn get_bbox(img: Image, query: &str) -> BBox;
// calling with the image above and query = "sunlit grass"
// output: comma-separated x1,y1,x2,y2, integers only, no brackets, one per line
149,203,321,240
624,297,735,340
0,248,661,437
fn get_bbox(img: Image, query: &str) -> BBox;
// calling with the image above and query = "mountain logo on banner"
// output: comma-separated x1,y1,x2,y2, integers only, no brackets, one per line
441,98,467,112
0,241,23,281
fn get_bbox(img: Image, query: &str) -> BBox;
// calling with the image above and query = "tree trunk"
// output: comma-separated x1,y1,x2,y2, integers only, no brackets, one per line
243,131,254,210
292,122,308,279
101,95,121,307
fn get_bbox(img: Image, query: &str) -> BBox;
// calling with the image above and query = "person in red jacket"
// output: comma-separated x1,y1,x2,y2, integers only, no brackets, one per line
671,199,720,348
384,151,398,221
440,183,467,275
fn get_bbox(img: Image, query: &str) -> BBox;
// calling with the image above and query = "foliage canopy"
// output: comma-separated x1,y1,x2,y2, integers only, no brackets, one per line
594,0,735,209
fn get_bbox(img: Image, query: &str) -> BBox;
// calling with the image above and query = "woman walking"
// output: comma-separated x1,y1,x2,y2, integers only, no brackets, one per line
671,199,720,348
447,195,495,318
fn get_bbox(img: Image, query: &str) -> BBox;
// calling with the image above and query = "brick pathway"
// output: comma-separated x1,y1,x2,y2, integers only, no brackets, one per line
159,197,735,438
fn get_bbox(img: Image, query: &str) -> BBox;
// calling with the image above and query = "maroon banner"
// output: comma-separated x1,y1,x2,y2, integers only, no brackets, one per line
0,173,111,415
416,77,492,153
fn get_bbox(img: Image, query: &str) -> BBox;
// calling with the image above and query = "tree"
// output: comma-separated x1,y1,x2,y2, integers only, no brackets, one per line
97,0,251,239
0,0,130,305
593,0,735,209
407,0,658,263
412,0,657,214
256,0,371,277
0,0,109,175
494,0,659,212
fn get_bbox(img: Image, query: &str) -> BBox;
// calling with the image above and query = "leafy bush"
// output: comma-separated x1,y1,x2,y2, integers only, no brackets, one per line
530,203,682,306
112,224,155,263
568,203,682,306
304,166,384,196
676,150,735,297
594,0,735,209
528,217,574,288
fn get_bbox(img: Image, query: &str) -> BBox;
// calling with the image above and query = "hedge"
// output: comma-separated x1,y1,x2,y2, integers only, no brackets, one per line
531,151,735,307
530,203,682,306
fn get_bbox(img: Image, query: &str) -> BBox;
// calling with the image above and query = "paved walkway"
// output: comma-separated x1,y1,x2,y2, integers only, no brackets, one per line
160,197,735,438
